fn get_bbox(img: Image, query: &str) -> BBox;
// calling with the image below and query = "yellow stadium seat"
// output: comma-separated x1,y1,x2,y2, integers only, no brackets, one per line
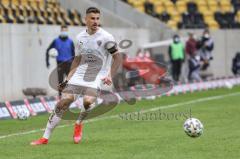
207,0,218,7
152,1,163,7
166,5,176,13
163,0,174,8
176,0,186,6
171,13,181,22
1,0,10,7
135,6,145,13
206,20,219,29
12,0,19,5
220,0,231,6
177,5,187,13
149,0,162,4
221,5,233,13
132,0,144,7
198,5,209,13
209,5,220,12
167,20,177,29
195,0,207,7
235,11,240,22
155,5,164,14
7,8,17,23
127,0,137,5
202,9,213,16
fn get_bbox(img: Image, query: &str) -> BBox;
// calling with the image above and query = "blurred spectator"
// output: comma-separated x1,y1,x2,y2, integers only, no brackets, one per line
197,29,214,70
158,11,170,22
232,52,240,75
185,32,197,57
144,0,155,16
188,53,202,82
46,25,75,95
168,34,185,81
171,0,177,4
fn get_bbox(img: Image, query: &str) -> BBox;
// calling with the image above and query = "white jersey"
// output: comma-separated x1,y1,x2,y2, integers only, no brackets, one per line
68,28,117,89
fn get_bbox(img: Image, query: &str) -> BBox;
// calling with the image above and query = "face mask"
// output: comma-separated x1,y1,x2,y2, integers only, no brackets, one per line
174,37,180,43
203,33,210,39
195,55,200,61
60,31,68,38
193,35,197,40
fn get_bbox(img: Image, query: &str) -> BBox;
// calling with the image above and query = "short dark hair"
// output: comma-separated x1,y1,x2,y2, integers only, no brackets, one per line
86,7,100,14
61,25,68,29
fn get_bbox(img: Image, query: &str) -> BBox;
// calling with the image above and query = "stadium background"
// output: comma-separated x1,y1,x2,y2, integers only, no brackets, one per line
0,0,240,101
0,0,240,158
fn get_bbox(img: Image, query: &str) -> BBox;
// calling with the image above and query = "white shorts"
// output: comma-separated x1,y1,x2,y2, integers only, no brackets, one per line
68,72,113,93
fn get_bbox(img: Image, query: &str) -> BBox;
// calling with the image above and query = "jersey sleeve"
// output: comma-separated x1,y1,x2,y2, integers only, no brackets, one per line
75,36,83,56
104,34,118,54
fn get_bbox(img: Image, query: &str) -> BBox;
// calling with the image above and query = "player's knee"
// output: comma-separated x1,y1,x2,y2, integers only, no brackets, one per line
55,95,74,117
83,96,95,110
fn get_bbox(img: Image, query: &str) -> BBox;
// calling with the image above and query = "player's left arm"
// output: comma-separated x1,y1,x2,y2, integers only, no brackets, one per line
102,52,122,85
102,35,122,85
110,52,122,77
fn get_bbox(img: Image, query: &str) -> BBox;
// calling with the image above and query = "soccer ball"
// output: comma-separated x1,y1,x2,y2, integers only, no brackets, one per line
17,109,30,120
49,48,58,57
183,118,203,137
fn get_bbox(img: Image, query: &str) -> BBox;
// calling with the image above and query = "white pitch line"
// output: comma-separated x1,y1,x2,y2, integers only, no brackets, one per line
0,92,239,140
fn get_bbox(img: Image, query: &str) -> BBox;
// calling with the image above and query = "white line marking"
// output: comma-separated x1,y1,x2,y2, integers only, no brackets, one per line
0,92,239,140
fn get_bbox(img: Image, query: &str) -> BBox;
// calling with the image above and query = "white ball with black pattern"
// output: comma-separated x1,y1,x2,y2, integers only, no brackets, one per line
17,109,30,120
183,118,203,137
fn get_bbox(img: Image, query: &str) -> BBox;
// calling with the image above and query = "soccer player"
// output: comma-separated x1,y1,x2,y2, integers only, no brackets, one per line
31,7,121,145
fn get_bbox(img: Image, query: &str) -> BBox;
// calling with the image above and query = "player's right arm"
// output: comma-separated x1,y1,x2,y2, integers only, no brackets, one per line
58,35,82,91
66,55,81,81
58,55,81,92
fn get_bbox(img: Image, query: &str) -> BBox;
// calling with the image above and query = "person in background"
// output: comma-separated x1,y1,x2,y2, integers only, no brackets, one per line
144,0,155,16
46,25,75,96
188,52,202,82
168,34,185,82
197,29,214,70
185,32,197,57
232,52,240,75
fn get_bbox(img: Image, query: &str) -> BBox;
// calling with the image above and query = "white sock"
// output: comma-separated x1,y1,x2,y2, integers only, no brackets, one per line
43,112,61,139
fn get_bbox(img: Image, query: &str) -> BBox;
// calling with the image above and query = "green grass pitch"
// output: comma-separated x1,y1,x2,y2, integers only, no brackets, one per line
0,86,240,159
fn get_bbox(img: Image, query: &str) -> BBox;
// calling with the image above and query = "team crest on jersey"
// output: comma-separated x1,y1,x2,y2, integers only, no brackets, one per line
97,40,102,46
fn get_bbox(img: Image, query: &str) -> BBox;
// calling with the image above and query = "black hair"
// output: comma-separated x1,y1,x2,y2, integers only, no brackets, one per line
61,25,68,29
86,7,100,14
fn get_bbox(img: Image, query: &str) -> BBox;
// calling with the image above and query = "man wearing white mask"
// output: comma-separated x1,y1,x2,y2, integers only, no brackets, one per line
197,29,214,70
46,25,75,96
168,34,185,82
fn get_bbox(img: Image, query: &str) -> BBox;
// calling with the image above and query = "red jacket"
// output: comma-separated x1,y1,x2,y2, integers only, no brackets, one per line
185,38,197,56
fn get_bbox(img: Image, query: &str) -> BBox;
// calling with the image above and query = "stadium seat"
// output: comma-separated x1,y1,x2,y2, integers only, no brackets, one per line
122,0,238,29
167,20,177,29
0,0,82,26
45,8,55,24
169,10,181,24
176,1,187,13
68,9,81,26
60,9,72,25
0,7,6,23
155,2,164,15
1,0,10,8
236,11,240,22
